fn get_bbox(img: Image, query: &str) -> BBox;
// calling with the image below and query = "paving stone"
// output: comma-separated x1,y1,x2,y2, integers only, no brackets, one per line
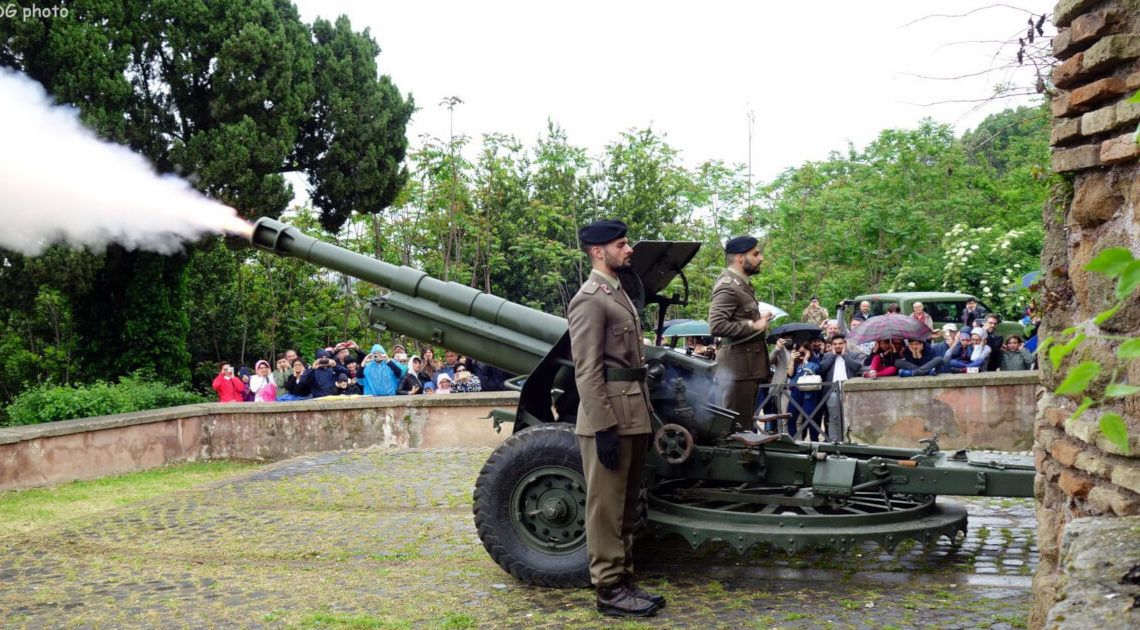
0,448,1037,629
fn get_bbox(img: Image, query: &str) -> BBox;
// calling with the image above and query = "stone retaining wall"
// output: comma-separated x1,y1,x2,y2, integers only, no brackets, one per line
0,373,1040,491
843,372,1039,451
0,393,517,490
1033,1,1140,628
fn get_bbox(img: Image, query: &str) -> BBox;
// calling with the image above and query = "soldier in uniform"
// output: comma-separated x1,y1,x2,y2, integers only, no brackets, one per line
708,236,772,431
567,219,664,618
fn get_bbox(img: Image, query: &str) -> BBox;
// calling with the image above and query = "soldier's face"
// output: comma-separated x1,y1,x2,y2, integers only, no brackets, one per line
600,238,633,272
741,247,763,274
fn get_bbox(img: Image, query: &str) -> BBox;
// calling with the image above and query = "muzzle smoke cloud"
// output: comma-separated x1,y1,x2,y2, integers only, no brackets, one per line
0,68,251,257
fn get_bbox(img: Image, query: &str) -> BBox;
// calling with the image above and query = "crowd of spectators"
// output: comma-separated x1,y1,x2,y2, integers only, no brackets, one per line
212,340,512,403
760,298,1041,438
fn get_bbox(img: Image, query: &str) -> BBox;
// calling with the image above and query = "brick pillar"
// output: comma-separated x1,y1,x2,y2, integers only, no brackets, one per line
1032,1,1140,628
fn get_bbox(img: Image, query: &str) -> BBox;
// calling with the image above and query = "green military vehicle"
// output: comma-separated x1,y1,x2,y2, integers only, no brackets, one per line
849,291,1027,339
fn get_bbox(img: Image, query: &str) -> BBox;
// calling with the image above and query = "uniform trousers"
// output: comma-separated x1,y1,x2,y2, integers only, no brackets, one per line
576,433,649,588
721,378,762,430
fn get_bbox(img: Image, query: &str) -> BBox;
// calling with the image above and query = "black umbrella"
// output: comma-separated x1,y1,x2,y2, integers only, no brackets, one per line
767,322,822,345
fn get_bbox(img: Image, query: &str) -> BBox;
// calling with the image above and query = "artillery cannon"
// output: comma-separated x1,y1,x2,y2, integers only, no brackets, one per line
248,217,1035,588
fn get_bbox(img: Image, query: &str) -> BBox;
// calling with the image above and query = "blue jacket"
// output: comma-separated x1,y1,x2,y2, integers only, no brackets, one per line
362,344,404,396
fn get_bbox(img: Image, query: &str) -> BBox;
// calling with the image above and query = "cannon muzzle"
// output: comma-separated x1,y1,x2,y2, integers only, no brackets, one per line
250,217,567,375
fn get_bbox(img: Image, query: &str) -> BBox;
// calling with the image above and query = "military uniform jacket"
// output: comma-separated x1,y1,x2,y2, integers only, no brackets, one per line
567,270,652,437
708,269,770,382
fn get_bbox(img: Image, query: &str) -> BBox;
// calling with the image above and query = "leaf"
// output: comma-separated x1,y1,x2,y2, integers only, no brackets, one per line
1069,396,1095,424
1116,260,1140,301
1094,304,1121,325
1035,336,1054,359
1085,247,1135,276
1055,361,1101,395
1099,413,1131,455
1061,326,1077,336
1049,334,1084,370
1106,384,1140,398
1119,338,1140,360
1127,90,1140,104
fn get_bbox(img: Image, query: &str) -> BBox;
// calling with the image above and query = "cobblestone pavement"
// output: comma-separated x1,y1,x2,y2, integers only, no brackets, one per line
0,448,1036,629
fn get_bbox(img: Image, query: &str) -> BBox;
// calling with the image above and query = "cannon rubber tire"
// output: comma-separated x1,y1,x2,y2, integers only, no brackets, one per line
473,423,591,588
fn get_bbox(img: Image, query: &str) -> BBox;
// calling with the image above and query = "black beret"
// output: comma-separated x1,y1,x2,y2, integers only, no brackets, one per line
724,235,758,254
578,219,628,245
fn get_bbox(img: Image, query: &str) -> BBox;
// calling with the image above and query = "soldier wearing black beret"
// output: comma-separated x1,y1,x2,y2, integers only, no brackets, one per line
568,219,663,617
708,235,771,431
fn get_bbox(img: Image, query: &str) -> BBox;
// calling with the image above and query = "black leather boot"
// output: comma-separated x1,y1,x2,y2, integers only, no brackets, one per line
622,577,666,609
596,583,657,617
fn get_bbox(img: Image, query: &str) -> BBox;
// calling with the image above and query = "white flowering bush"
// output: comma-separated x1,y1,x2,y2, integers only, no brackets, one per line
933,222,1042,317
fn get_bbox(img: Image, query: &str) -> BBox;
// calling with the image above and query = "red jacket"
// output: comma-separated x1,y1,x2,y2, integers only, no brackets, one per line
212,372,246,402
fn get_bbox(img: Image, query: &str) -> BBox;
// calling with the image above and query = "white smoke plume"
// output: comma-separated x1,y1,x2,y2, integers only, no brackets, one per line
0,68,252,257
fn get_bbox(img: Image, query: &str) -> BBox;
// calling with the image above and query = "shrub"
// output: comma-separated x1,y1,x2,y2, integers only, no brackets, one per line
3,372,208,427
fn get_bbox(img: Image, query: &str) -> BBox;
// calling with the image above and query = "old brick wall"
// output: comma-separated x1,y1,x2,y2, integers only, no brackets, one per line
1032,1,1140,627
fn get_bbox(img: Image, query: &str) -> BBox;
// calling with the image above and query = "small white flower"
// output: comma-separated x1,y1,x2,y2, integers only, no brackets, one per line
1014,263,1021,268
1002,277,1010,284
980,280,987,285
983,287,992,294
971,244,979,250
1005,268,1013,274
907,282,915,288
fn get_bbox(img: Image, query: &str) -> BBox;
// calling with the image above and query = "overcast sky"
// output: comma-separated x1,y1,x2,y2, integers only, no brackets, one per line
291,0,1054,183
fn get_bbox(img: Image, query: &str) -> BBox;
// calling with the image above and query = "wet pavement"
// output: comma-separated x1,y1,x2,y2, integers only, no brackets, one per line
0,447,1036,629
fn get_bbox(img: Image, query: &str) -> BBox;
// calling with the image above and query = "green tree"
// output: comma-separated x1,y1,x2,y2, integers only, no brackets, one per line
0,0,412,388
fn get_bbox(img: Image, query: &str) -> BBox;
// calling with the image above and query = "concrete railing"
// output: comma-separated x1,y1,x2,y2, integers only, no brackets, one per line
0,392,518,490
0,371,1040,491
842,371,1040,451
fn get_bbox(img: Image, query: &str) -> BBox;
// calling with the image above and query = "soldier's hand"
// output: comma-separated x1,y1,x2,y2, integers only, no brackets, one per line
595,427,621,470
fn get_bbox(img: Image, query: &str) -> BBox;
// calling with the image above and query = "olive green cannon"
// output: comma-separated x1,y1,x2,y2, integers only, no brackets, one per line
248,217,1035,588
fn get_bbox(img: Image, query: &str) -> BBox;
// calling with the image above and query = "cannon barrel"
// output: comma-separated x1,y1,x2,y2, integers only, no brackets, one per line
249,217,568,375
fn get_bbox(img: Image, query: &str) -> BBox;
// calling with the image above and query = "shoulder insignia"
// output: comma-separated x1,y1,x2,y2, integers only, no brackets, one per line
581,281,600,295
600,283,612,295
732,278,742,286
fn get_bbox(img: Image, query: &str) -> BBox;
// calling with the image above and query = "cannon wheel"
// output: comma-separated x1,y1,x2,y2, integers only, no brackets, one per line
473,423,591,588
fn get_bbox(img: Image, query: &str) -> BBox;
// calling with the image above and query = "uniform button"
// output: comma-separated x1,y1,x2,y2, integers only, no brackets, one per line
621,389,627,394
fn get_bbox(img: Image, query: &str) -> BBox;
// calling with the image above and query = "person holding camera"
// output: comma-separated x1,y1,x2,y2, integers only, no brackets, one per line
280,358,312,401
361,343,404,396
300,349,346,398
212,362,246,403
787,344,822,440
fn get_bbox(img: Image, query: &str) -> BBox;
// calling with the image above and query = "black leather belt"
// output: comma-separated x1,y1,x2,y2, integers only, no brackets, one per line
604,366,648,382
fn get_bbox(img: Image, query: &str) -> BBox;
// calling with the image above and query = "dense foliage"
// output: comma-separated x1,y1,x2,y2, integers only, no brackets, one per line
0,0,412,399
4,373,207,427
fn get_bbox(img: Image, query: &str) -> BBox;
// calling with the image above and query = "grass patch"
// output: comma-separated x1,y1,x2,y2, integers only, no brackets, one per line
992,613,1027,628
299,612,408,629
0,460,259,537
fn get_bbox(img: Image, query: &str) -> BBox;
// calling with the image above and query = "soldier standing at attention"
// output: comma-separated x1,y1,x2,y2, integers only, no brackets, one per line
567,219,664,618
709,236,772,430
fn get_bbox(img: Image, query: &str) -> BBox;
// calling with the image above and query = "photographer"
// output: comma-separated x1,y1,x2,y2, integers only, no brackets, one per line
212,362,246,403
300,349,346,398
361,344,404,396
280,358,312,401
787,344,821,440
